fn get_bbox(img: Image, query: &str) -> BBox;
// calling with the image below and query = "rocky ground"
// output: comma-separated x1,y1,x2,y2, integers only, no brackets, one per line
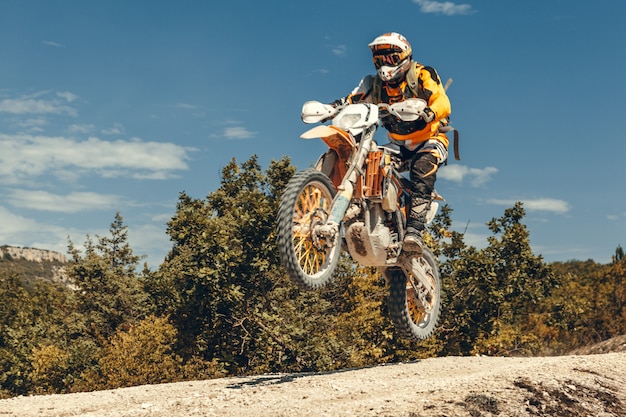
1,337,626,417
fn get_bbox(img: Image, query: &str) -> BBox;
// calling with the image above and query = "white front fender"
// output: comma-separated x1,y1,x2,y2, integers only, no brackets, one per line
300,125,339,140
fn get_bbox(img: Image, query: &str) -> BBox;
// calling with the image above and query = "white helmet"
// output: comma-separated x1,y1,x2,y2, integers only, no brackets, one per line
368,32,412,82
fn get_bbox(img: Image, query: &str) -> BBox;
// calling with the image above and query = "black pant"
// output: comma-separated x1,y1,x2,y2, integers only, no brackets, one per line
399,148,438,199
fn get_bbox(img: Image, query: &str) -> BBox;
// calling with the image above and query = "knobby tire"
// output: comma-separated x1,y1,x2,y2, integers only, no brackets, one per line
386,248,441,340
277,169,340,290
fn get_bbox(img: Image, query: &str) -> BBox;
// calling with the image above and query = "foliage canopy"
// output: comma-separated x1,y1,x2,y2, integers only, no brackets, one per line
1,156,624,398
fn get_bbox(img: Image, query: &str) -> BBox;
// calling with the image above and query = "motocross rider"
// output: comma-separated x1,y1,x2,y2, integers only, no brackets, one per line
330,32,452,254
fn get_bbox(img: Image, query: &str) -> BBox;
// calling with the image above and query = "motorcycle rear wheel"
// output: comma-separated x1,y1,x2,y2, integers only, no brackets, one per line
384,248,441,340
277,169,340,290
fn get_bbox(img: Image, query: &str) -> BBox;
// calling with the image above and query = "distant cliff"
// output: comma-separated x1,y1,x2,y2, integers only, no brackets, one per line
1,245,67,263
0,245,72,288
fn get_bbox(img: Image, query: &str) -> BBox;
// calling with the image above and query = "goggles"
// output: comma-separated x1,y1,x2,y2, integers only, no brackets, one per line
372,52,405,68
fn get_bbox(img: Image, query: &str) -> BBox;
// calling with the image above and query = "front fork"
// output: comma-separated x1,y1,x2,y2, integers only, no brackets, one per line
312,180,353,249
313,132,374,248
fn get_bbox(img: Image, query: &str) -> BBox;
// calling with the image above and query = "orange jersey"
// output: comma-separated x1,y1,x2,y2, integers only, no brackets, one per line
343,62,451,151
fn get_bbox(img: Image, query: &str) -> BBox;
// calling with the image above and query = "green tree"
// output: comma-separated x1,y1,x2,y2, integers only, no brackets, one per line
97,212,142,273
0,273,82,397
614,244,624,263
435,203,555,356
150,156,296,372
483,204,555,323
532,256,626,353
0,273,35,397
84,315,194,390
30,344,70,394
582,257,626,343
67,212,149,341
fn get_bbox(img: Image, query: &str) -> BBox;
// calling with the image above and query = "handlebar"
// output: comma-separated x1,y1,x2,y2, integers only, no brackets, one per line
302,98,428,125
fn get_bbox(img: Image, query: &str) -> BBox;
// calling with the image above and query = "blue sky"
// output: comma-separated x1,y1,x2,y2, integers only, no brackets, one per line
1,0,625,268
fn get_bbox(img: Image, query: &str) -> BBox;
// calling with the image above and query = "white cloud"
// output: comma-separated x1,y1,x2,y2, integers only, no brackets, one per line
439,165,497,187
607,213,626,221
17,117,48,132
42,40,65,48
222,126,256,140
487,198,570,214
332,44,347,56
0,133,194,182
68,124,96,134
0,206,46,234
523,198,571,213
174,103,197,110
56,91,77,102
101,122,124,135
0,206,67,245
7,190,123,213
0,91,77,116
412,0,475,15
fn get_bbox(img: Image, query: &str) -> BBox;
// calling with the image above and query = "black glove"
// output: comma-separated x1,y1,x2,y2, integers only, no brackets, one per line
330,98,344,108
422,107,435,123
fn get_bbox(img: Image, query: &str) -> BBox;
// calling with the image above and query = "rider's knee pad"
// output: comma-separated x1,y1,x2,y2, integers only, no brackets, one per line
410,153,438,195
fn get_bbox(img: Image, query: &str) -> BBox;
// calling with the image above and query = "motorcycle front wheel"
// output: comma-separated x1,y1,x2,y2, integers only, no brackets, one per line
277,168,340,290
384,248,441,340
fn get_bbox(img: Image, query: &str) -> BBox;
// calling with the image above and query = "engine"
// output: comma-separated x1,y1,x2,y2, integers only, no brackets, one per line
345,204,398,266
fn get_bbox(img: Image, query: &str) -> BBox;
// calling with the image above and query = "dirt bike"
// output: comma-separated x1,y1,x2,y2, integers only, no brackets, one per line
276,98,443,340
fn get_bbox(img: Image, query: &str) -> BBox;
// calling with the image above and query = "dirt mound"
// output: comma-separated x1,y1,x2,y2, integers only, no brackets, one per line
1,352,625,416
569,334,626,355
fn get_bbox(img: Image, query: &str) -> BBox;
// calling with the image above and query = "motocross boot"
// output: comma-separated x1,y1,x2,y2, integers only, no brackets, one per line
403,196,430,254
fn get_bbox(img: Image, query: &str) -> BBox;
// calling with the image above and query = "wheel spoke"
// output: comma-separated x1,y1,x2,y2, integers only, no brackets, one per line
405,266,438,328
406,282,428,327
291,182,332,276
